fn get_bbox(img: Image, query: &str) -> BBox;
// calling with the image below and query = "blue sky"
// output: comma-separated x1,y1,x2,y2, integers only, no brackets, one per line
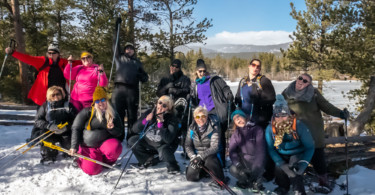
192,0,307,45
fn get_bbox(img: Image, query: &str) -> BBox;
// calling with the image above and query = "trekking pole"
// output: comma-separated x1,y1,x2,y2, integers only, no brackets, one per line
108,22,121,88
344,108,350,195
0,130,51,161
0,131,55,169
138,82,141,117
42,141,120,170
0,39,16,79
68,61,72,101
201,165,237,195
113,152,134,190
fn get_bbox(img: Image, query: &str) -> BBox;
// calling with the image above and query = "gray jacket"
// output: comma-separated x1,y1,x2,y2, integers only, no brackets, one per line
185,115,221,160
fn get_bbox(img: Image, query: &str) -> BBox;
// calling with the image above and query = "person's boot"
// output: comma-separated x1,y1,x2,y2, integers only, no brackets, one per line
40,144,58,164
290,175,306,195
167,162,180,174
312,173,333,194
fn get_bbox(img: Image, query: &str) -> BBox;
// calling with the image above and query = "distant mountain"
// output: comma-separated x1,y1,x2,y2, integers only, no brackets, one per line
176,42,290,54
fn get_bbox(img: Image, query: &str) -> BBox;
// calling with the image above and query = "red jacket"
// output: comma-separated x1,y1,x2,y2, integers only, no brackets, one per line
12,51,81,105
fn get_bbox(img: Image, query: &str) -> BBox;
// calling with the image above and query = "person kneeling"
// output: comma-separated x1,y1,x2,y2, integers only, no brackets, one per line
229,109,266,192
185,106,225,189
69,87,123,175
128,95,180,174
265,95,315,195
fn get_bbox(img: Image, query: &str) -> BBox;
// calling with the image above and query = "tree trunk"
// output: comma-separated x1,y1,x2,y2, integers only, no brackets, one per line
127,0,135,45
11,0,30,104
349,76,375,136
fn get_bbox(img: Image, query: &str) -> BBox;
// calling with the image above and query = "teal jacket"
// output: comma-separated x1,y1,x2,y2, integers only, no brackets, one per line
265,120,315,167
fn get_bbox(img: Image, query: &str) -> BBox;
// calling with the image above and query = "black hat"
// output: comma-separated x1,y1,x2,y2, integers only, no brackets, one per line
196,59,207,70
124,42,135,50
171,59,182,68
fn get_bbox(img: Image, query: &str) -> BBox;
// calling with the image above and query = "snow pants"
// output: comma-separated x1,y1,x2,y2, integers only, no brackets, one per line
70,98,92,112
111,84,139,141
229,163,263,184
77,138,122,175
186,155,224,182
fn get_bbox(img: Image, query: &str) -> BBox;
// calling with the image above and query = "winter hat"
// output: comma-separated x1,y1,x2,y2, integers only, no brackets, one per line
125,42,135,50
171,59,182,68
231,109,246,121
273,94,290,116
81,51,93,59
196,59,207,70
87,87,107,130
48,44,60,53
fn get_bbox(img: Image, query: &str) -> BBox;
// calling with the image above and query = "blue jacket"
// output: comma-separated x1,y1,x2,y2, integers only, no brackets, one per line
265,120,315,167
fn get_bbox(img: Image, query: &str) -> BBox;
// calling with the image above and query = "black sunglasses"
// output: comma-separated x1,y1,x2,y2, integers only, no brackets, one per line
158,101,168,108
198,70,206,73
48,52,57,55
298,76,309,83
170,64,180,68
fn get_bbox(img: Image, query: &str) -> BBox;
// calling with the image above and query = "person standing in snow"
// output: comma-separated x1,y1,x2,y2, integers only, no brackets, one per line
185,106,225,188
234,58,276,181
64,52,108,112
70,86,123,175
111,17,149,142
228,109,266,192
128,95,180,174
282,73,349,192
33,86,77,164
5,44,81,106
265,94,315,195
190,59,233,165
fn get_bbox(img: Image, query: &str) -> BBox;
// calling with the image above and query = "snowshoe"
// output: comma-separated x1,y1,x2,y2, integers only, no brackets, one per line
273,187,288,195
309,182,332,194
208,176,230,190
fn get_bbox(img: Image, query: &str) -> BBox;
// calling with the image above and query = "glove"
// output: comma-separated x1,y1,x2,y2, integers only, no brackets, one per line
116,17,122,25
47,123,60,132
280,163,296,178
293,161,308,175
47,123,68,134
340,108,350,120
190,155,204,169
168,87,178,95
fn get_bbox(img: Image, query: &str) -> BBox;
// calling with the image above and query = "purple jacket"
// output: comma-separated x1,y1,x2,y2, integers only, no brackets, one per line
229,121,266,171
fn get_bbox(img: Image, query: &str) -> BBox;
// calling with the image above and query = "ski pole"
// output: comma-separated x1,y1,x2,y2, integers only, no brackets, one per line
42,141,120,170
108,22,121,88
113,152,134,190
68,61,72,101
306,170,347,190
0,39,16,79
201,165,237,195
0,131,55,169
344,108,350,195
0,130,51,161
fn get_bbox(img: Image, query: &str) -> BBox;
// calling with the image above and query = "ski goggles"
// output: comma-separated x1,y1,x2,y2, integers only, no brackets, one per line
94,98,106,104
195,115,207,120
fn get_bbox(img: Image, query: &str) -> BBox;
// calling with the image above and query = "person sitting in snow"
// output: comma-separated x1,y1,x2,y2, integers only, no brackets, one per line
228,109,266,192
128,95,180,174
265,94,315,195
185,106,225,189
33,86,77,164
69,86,123,175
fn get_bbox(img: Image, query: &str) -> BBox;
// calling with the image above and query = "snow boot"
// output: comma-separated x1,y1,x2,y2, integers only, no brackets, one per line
167,162,180,174
273,187,288,195
290,175,306,195
40,144,58,164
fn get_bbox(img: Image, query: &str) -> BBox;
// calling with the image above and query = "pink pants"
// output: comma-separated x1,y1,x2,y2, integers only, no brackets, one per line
70,98,93,112
77,138,123,175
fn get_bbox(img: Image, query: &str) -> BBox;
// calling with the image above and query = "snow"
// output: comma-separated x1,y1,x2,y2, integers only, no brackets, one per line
1,123,375,195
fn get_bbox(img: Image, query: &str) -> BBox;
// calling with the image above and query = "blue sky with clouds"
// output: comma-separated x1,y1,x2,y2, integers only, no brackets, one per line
192,0,307,45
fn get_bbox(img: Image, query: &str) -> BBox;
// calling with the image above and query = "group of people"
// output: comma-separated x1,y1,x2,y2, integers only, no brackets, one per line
4,19,350,195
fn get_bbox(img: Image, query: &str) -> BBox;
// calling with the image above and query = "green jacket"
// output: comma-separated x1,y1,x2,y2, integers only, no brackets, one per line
282,88,341,148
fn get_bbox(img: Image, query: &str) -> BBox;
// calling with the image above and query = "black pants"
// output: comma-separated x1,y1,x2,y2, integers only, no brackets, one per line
229,164,263,184
128,135,178,167
186,155,224,182
111,84,139,141
310,147,327,175
40,133,71,160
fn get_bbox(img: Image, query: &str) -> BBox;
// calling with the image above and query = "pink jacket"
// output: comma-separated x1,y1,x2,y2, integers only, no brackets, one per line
64,64,108,101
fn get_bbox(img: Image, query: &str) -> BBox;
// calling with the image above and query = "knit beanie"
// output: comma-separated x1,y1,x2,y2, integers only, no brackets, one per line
171,59,182,68
48,44,60,53
196,59,207,70
87,87,107,130
231,109,246,121
273,94,290,116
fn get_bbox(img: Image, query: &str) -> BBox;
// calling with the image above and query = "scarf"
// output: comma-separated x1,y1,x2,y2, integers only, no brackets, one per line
272,116,295,148
283,80,315,102
196,76,208,84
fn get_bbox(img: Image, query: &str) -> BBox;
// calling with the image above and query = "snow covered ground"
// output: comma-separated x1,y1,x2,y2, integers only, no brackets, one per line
1,124,375,195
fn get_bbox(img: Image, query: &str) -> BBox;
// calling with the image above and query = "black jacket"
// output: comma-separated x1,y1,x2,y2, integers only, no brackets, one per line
190,75,233,123
156,70,191,101
235,74,275,128
34,100,76,135
132,109,180,148
71,107,123,150
113,24,148,87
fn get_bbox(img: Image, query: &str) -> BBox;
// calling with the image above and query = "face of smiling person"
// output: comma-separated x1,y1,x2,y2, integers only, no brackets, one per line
249,60,261,78
170,64,180,75
157,100,169,114
295,75,311,91
47,51,59,62
95,98,107,112
233,115,246,128
196,68,206,79
194,111,207,127
81,55,93,67
50,90,62,102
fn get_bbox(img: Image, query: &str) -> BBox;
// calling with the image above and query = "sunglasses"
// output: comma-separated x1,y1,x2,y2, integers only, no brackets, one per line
48,52,57,55
274,113,289,118
198,70,206,73
195,115,207,120
250,63,261,68
298,76,309,83
95,98,106,104
51,93,61,97
158,101,168,108
81,56,92,61
170,64,180,68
